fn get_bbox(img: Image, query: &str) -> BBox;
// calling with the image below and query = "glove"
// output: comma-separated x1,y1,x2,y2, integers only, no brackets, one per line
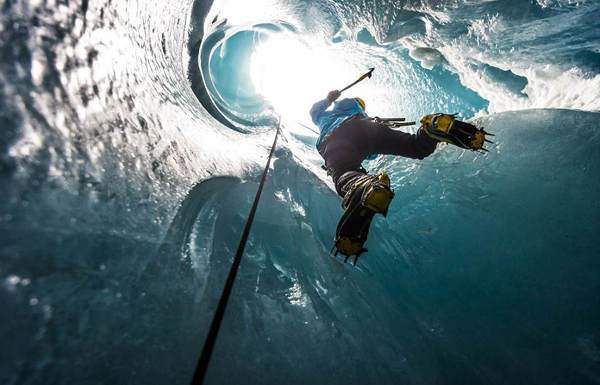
327,90,342,103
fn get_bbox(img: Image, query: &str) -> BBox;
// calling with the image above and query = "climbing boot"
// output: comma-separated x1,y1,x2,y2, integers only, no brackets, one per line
421,113,493,152
332,171,394,265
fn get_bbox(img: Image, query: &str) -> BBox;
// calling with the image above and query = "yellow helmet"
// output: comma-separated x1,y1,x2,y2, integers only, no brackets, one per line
354,97,365,111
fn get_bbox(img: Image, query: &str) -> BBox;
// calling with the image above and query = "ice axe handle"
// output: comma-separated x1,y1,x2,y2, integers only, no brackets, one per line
340,68,375,93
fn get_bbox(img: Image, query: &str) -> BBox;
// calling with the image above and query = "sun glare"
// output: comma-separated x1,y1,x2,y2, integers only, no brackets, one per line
250,35,354,124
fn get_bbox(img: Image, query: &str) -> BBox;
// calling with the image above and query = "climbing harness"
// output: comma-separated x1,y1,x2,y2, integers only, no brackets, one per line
191,118,281,385
370,116,416,128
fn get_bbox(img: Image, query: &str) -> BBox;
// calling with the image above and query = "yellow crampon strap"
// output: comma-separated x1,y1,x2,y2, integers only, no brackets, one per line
341,174,375,209
334,237,364,257
470,131,485,150
362,171,393,215
341,171,393,212
333,171,395,265
420,114,456,145
420,114,455,134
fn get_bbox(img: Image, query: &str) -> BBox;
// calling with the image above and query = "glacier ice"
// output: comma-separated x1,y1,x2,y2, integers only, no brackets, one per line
1,0,599,384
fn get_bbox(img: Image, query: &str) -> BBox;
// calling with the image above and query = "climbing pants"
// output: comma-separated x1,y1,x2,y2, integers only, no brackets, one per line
319,117,438,197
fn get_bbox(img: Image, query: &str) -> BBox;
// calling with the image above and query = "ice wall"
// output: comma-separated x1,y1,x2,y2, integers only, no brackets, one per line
1,1,599,385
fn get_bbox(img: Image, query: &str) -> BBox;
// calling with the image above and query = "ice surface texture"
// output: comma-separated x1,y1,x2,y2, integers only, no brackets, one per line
1,0,599,384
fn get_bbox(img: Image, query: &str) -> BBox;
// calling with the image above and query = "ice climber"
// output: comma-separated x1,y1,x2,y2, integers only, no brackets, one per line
310,89,489,264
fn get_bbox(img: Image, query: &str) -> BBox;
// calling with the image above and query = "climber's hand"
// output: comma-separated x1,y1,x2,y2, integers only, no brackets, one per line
327,90,342,103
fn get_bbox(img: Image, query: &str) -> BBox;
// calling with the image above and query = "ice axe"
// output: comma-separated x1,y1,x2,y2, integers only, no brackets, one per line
340,68,375,93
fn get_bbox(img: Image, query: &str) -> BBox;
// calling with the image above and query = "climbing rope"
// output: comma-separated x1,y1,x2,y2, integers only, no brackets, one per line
191,117,282,385
296,121,319,135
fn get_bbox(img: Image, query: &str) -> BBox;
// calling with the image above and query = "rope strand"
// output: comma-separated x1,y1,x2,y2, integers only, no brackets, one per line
191,118,282,385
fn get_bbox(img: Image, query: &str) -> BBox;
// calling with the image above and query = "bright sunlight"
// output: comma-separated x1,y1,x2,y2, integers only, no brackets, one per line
250,34,357,125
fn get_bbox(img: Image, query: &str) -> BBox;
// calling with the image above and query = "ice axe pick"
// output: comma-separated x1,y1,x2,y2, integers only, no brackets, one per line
340,68,375,93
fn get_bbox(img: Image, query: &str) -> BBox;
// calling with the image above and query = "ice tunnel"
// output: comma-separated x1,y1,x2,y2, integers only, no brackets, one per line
1,0,600,384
